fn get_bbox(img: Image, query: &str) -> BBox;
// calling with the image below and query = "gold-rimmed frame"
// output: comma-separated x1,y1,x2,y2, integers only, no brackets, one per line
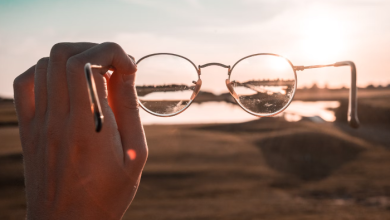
227,53,298,118
135,53,201,118
84,53,359,132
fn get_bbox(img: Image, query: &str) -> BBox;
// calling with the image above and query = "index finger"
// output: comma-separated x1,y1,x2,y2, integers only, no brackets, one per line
65,42,136,116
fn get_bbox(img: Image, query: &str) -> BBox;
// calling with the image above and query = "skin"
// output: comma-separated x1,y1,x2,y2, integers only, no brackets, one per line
13,42,148,220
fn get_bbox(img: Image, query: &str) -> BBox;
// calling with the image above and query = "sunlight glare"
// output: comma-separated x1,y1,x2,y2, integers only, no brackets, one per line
270,56,290,71
300,8,345,62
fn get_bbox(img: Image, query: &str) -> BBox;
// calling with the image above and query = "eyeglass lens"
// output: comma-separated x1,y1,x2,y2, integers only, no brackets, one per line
230,55,296,116
136,54,198,116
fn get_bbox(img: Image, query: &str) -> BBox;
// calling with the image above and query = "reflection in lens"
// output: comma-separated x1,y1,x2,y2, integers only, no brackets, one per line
230,55,296,115
136,54,199,115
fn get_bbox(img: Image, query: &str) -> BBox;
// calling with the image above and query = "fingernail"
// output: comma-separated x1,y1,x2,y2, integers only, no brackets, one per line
128,55,137,67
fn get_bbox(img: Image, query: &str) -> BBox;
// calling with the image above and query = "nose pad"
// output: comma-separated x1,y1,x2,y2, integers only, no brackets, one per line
225,79,239,100
190,79,202,100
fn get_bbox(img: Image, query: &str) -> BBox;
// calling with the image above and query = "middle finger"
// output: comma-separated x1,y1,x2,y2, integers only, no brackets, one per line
46,42,97,119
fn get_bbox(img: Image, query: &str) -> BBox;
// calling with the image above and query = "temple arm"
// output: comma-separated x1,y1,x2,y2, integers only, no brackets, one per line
294,61,360,128
84,63,104,132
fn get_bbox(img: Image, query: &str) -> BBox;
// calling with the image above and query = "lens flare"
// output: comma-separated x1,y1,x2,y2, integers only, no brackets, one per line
230,55,296,115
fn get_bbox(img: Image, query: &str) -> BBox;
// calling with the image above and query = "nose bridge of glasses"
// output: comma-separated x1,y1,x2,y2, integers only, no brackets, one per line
199,63,231,72
199,62,230,69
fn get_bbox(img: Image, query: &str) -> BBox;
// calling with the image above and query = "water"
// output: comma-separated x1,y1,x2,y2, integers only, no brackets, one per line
139,101,340,125
283,101,340,122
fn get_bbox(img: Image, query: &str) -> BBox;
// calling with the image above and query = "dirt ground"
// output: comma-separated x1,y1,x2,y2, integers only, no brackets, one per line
1,89,390,219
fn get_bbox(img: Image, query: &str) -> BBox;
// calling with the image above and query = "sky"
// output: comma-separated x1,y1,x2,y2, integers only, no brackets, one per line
1,0,390,97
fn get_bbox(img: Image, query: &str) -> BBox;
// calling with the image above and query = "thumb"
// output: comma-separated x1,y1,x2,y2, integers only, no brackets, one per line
108,67,138,109
108,61,148,173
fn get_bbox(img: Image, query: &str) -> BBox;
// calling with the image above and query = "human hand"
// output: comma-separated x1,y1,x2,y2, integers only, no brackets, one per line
13,42,148,220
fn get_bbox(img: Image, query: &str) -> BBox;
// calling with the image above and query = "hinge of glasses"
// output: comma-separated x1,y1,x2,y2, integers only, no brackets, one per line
293,66,305,71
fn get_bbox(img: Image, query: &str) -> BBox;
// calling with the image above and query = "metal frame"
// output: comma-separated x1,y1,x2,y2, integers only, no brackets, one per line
85,53,360,132
228,53,298,118
84,63,104,132
294,61,359,128
135,53,200,118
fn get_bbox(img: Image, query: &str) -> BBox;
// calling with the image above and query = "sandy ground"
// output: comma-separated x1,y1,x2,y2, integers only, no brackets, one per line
1,89,390,219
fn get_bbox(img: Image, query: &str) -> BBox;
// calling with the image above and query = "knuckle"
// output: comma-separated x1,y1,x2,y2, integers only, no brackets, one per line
101,42,123,53
36,57,50,71
101,42,135,72
50,42,73,62
13,70,32,90
37,57,50,65
66,56,84,76
13,75,24,89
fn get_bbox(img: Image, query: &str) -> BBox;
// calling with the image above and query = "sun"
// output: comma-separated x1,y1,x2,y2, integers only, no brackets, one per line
269,56,289,71
300,9,345,63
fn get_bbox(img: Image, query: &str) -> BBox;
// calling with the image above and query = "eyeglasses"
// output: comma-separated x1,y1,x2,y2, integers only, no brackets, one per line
84,53,359,132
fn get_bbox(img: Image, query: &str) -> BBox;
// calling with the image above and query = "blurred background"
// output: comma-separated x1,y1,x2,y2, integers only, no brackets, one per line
1,0,390,219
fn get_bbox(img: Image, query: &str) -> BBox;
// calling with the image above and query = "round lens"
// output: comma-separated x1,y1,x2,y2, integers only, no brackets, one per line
229,54,296,115
136,54,199,116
